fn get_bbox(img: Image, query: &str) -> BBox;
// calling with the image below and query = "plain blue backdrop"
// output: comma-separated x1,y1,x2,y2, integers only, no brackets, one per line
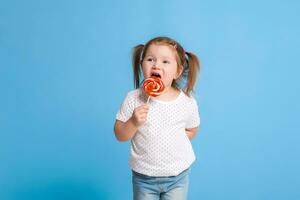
1,0,299,199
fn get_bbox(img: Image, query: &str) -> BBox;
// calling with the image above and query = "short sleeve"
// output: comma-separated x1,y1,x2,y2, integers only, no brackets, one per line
116,92,135,122
186,97,200,128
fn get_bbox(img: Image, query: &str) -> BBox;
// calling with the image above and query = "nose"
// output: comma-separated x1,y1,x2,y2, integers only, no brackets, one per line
152,61,160,69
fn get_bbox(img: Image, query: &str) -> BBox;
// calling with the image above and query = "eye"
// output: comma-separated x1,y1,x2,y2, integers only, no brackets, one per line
163,60,170,64
146,58,154,62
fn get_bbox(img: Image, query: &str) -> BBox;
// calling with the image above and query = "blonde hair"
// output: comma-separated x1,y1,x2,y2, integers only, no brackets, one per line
132,36,200,96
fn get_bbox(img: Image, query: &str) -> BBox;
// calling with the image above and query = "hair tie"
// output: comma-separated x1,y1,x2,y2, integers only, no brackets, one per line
183,49,190,55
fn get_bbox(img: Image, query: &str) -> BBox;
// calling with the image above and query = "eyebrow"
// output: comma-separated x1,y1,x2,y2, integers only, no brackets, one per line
144,55,172,60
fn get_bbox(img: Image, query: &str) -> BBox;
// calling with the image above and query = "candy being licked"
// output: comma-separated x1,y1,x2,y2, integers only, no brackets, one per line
143,76,164,103
143,76,164,97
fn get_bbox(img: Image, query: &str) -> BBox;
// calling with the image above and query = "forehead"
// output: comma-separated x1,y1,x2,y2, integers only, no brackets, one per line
145,44,177,58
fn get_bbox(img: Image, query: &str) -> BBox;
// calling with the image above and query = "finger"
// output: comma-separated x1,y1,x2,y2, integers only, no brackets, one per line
137,108,149,114
136,106,148,112
139,111,148,116
140,113,148,119
139,105,149,110
139,117,146,122
141,106,150,111
143,105,149,110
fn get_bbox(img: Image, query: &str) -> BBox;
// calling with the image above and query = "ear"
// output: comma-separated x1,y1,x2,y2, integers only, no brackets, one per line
175,65,184,79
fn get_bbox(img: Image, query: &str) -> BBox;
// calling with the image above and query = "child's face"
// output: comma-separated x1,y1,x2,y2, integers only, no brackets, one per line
142,44,182,89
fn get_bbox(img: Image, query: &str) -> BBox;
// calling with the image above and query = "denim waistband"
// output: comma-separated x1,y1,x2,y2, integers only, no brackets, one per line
132,167,190,179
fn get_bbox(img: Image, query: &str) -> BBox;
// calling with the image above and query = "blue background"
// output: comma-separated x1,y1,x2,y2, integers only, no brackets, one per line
1,0,299,199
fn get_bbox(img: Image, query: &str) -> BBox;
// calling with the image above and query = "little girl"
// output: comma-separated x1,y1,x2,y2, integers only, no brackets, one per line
114,36,200,200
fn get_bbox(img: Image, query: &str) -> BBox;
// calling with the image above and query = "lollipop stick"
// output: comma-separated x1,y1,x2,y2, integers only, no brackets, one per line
146,96,151,104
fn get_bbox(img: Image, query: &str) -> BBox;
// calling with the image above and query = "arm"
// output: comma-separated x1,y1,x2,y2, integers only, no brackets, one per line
114,104,149,142
185,126,199,140
114,118,138,142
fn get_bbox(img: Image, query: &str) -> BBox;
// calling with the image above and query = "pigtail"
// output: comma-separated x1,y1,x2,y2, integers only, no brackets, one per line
132,44,144,88
184,52,200,96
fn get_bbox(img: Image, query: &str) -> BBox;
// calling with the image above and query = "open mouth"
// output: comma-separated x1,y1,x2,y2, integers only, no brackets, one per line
151,72,161,78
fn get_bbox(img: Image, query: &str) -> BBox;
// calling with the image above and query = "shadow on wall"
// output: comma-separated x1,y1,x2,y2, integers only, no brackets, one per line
10,177,109,200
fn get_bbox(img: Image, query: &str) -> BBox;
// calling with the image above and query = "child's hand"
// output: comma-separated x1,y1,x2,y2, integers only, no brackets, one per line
130,104,149,127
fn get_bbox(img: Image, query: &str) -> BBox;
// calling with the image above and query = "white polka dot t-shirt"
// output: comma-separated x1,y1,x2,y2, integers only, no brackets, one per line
116,88,200,177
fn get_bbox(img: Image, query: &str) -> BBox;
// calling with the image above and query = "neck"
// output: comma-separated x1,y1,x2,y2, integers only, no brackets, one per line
152,86,181,101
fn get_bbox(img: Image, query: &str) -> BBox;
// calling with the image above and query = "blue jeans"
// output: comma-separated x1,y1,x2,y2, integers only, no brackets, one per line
132,168,190,200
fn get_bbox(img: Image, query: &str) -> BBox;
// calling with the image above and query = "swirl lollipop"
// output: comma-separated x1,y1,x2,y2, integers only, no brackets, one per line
143,76,164,104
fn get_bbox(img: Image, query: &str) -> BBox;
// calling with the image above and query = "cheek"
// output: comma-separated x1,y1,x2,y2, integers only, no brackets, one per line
141,65,151,77
169,67,180,78
141,64,147,72
163,70,176,81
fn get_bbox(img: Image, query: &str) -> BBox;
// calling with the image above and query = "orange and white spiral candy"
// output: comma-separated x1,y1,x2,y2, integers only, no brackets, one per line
143,76,165,97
